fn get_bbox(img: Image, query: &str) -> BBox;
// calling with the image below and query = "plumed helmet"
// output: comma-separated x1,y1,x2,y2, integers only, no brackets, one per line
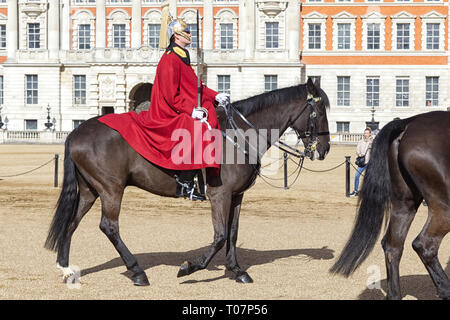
158,1,190,48
167,19,190,40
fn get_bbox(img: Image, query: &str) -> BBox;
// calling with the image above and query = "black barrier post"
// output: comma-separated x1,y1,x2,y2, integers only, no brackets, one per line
284,152,288,190
345,156,351,197
54,154,59,188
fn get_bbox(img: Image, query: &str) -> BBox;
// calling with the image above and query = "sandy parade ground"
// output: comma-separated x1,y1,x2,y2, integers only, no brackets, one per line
0,143,448,300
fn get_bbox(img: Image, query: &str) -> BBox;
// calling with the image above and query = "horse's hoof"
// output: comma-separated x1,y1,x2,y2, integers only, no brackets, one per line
132,272,150,286
177,261,192,278
236,272,253,283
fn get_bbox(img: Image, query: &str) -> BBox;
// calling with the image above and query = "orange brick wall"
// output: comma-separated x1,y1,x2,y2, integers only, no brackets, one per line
301,2,448,65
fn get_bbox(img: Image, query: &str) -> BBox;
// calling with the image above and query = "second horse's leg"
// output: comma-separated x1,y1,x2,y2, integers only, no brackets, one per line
412,210,450,300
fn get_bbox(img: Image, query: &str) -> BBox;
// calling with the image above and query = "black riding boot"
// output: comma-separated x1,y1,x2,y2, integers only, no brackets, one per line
175,170,206,201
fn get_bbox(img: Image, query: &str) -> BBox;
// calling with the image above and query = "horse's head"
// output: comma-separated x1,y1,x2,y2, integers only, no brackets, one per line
291,78,330,160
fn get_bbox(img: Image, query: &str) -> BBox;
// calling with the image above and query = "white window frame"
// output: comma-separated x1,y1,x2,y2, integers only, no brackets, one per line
395,77,410,107
337,76,351,107
425,76,439,107
332,11,357,51
391,11,416,52
25,75,38,105
0,75,3,105
361,11,386,51
218,75,231,94
27,23,41,49
336,121,350,133
0,13,6,50
366,77,380,107
264,75,278,92
421,11,446,52
106,9,131,49
73,75,87,105
20,4,47,51
73,120,85,129
186,23,198,49
147,23,160,49
24,119,38,131
72,0,96,4
0,24,5,49
143,9,162,48
219,23,234,50
71,10,95,50
214,9,238,50
302,11,327,52
256,2,286,50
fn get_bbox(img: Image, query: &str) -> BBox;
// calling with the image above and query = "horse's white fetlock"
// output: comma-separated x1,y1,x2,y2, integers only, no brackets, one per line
56,263,76,283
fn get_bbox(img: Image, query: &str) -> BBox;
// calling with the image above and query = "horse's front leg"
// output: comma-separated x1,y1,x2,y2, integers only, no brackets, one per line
177,190,231,278
225,193,253,283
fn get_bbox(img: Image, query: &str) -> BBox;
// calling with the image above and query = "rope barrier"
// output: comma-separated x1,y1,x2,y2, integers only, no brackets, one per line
0,157,55,178
290,158,347,173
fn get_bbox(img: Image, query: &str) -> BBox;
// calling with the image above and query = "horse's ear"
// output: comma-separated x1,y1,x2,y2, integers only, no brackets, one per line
314,77,321,88
306,77,319,97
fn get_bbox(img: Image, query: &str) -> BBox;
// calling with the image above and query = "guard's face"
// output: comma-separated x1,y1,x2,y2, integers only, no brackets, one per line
174,30,191,47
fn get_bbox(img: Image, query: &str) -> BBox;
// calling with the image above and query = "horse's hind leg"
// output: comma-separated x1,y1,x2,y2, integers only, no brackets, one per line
412,208,450,299
225,193,253,283
381,197,419,300
99,190,149,286
56,174,98,282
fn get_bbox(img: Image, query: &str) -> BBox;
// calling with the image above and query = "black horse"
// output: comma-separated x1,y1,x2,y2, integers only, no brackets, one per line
45,78,330,286
331,111,450,299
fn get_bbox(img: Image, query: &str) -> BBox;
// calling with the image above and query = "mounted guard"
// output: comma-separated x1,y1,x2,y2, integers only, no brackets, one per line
98,3,229,201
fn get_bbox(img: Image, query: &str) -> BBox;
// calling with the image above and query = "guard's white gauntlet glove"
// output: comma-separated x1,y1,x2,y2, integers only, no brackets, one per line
215,93,230,106
191,107,208,120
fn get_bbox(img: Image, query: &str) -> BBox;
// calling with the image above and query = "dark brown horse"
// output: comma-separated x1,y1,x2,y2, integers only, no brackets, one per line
330,111,450,299
45,78,330,286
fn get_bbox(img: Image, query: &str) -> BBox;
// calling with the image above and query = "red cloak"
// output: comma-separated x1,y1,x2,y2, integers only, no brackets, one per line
98,46,221,171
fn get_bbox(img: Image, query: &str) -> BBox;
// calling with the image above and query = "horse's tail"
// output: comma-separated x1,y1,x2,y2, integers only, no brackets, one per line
330,118,407,277
44,132,79,253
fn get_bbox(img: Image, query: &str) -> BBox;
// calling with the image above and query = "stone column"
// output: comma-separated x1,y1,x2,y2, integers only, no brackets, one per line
6,0,18,60
48,0,60,60
203,0,213,50
244,0,255,60
60,0,70,51
131,0,142,48
239,0,246,51
96,0,106,48
287,0,300,61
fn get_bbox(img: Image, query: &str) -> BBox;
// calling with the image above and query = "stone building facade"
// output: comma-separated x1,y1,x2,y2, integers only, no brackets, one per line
301,0,450,133
0,0,448,134
0,0,303,132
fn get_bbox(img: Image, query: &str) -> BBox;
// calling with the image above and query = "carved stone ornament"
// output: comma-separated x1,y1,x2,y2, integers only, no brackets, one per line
21,2,48,19
99,76,115,100
256,0,288,18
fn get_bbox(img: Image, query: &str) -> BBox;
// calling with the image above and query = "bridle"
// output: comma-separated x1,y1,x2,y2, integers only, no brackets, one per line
220,94,329,172
289,94,330,159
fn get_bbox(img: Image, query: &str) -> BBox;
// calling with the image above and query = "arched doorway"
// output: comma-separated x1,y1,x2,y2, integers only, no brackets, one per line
129,83,152,113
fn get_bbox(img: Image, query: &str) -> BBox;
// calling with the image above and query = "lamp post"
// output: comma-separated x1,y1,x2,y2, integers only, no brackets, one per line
366,105,379,131
44,104,54,131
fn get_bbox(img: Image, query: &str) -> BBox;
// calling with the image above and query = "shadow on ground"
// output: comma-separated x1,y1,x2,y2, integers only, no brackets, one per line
81,245,334,282
358,258,450,300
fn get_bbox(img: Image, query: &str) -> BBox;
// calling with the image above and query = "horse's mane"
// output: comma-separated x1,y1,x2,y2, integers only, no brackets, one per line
232,84,308,117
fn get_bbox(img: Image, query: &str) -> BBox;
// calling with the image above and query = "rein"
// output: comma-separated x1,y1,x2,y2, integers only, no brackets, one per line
219,95,328,183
